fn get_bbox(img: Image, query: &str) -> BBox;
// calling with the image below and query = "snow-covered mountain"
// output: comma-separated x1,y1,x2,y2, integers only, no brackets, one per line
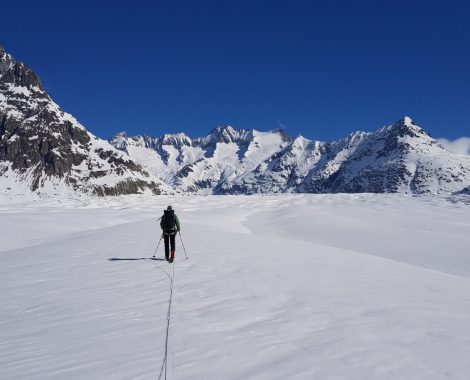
0,47,162,196
109,126,292,194
1,46,468,197
110,117,470,195
299,117,470,194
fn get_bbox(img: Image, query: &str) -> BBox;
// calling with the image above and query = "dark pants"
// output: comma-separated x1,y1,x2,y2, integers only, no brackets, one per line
164,232,176,260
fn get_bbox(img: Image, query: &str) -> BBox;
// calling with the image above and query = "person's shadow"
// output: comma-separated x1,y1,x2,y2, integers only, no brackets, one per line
108,257,166,261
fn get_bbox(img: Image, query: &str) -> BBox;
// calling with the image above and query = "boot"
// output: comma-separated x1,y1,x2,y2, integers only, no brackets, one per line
169,249,175,263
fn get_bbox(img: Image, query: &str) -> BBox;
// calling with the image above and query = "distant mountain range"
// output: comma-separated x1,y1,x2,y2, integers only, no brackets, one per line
1,47,469,196
109,118,470,195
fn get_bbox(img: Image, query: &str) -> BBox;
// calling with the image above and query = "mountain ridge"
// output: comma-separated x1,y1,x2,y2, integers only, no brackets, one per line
1,46,469,197
109,117,470,195
0,47,163,197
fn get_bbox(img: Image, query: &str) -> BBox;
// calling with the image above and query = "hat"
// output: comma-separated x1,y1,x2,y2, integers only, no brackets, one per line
167,205,173,210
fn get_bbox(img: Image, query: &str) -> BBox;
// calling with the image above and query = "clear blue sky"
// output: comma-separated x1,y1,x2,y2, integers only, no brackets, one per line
2,0,469,140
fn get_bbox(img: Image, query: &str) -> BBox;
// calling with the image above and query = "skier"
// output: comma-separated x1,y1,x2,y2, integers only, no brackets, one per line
160,205,181,263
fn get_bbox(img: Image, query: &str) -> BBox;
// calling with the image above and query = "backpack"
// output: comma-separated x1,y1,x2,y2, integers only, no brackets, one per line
161,209,176,231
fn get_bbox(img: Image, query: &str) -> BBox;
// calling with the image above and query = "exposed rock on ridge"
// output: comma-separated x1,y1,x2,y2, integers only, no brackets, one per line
0,47,161,196
111,117,470,195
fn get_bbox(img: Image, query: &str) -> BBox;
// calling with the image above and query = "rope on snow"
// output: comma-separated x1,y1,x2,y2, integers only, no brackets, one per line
153,249,176,380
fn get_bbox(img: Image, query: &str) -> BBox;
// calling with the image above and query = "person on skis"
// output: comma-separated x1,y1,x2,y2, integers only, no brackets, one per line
160,205,180,263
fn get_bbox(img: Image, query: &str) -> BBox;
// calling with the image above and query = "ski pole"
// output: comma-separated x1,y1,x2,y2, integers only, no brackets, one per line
153,234,163,258
178,231,188,260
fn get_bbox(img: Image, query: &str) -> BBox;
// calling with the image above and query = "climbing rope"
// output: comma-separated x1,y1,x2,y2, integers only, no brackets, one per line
153,246,176,380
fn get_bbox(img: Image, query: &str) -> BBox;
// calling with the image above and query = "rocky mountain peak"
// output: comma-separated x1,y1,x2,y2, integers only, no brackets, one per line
0,47,42,90
401,116,414,126
0,46,12,71
386,116,429,138
2,46,469,197
213,124,236,134
114,131,128,138
205,125,252,144
291,135,311,148
271,128,292,142
108,132,129,151
108,119,470,195
160,133,192,147
0,47,162,196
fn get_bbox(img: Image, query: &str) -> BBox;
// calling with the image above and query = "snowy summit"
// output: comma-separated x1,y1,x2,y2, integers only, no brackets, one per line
1,47,470,198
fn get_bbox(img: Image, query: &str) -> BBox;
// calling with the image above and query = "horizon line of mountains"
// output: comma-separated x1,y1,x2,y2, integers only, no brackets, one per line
1,46,469,197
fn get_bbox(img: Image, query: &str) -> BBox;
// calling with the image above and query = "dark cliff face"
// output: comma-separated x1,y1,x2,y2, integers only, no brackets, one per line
0,48,87,181
0,46,42,89
0,48,161,195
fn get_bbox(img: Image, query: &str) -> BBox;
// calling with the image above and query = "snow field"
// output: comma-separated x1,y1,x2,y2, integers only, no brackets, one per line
1,194,470,379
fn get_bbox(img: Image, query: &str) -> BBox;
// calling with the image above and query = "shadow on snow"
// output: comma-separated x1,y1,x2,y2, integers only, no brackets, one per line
108,257,166,261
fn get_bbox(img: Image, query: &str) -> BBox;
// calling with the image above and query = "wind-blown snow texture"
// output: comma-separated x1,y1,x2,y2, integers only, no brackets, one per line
1,194,470,379
110,118,470,195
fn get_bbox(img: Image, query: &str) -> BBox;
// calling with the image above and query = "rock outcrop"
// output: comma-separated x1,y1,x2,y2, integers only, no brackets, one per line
0,47,161,196
111,117,470,195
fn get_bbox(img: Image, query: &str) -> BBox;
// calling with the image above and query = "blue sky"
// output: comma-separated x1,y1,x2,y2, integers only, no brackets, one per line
2,0,469,140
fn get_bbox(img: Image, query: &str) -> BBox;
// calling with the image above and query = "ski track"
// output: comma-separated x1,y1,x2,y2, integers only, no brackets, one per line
1,194,470,379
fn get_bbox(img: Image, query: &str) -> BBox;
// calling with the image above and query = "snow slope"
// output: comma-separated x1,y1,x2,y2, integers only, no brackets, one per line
1,194,470,379
110,118,470,195
110,127,289,194
0,47,163,196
